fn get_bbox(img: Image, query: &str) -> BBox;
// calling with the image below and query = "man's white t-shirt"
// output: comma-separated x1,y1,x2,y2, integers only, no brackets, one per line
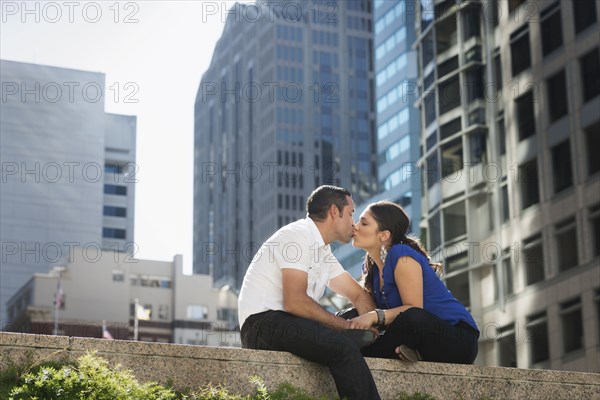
238,217,346,328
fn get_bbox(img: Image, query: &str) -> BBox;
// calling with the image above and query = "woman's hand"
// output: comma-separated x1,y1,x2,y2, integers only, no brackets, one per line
349,310,378,330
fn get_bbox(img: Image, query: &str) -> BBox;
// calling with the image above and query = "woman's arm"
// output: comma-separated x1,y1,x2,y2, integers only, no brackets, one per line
351,255,424,328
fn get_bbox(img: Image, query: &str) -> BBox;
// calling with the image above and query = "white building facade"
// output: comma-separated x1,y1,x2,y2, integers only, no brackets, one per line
6,248,239,347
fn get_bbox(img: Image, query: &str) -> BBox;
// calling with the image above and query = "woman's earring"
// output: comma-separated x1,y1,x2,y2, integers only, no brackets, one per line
380,245,388,262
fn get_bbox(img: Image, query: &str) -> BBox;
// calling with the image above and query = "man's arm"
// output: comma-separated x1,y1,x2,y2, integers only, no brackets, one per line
282,268,352,331
328,271,377,315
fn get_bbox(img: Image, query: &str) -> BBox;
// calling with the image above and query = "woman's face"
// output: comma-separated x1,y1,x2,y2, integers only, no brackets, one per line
352,209,382,251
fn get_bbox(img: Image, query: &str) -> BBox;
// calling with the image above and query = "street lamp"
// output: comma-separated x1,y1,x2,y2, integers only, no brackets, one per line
51,265,67,335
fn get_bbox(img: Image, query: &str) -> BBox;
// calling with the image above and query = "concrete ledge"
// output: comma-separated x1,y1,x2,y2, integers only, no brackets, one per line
1,333,599,399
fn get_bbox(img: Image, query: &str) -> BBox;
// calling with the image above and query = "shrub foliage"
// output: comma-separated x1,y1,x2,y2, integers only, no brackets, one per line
3,351,445,400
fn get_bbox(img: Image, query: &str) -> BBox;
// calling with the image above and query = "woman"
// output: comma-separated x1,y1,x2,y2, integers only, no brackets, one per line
351,201,479,364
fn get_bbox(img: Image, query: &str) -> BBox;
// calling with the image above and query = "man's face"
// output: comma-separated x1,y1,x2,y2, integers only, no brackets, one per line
334,196,356,244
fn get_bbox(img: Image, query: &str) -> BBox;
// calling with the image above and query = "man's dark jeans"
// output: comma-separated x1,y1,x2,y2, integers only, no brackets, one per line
241,310,381,400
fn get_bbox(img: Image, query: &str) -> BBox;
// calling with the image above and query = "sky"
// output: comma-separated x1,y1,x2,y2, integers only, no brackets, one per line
1,1,254,274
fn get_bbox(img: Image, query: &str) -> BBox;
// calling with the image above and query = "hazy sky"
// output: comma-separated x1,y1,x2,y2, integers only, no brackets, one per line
1,1,253,274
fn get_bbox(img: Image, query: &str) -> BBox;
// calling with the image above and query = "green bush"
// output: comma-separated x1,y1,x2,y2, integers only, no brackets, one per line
396,391,438,400
9,352,176,400
3,351,455,400
5,352,331,400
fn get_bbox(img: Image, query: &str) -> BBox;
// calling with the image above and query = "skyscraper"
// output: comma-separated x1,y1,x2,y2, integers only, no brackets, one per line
193,0,378,288
0,60,136,326
413,0,599,371
334,0,423,280
373,0,421,224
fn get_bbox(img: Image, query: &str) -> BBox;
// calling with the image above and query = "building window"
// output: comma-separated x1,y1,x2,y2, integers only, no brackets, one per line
551,140,573,193
158,305,169,320
436,12,457,55
112,270,124,282
497,323,517,367
560,298,584,354
497,113,506,155
439,75,461,115
573,0,597,34
501,185,510,223
502,253,514,296
443,201,467,243
441,138,463,178
462,4,481,41
580,48,600,102
446,271,470,308
523,234,544,285
424,71,435,91
428,212,441,251
129,275,171,288
516,91,536,140
510,25,531,76
591,204,600,257
546,70,568,122
466,66,485,104
217,308,237,323
556,217,579,272
437,56,459,80
469,129,487,164
440,117,462,141
103,206,127,217
540,2,563,57
520,159,540,209
104,163,125,174
445,252,469,307
422,32,434,66
586,121,600,176
187,305,209,320
527,312,549,365
426,152,440,189
508,0,527,14
103,228,126,239
104,184,127,196
424,92,436,127
493,48,502,93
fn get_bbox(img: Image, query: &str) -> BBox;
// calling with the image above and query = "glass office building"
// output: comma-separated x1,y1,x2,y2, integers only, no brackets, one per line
334,0,422,280
193,0,378,288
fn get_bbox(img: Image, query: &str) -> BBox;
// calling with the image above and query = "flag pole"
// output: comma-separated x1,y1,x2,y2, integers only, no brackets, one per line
52,267,65,335
53,282,59,335
134,298,139,341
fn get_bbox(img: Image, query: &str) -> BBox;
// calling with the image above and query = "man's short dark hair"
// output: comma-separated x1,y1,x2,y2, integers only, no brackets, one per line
306,185,352,222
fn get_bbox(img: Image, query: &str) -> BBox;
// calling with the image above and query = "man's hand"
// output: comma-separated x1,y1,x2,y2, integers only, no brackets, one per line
350,310,377,330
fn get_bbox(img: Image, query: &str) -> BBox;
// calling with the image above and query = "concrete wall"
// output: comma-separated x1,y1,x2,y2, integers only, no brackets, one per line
1,333,599,400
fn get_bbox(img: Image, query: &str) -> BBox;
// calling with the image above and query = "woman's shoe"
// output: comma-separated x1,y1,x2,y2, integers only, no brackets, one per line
396,345,422,362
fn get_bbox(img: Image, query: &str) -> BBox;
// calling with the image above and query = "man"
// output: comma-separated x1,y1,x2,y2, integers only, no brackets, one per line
238,185,381,400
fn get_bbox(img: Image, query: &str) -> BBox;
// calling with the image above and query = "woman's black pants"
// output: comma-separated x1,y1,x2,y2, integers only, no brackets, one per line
361,307,479,364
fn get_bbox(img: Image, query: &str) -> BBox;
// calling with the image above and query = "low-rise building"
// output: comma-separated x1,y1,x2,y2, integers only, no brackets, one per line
6,248,239,347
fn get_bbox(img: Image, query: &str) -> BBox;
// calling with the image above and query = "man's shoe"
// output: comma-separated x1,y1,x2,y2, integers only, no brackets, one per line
341,329,378,348
396,345,422,362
